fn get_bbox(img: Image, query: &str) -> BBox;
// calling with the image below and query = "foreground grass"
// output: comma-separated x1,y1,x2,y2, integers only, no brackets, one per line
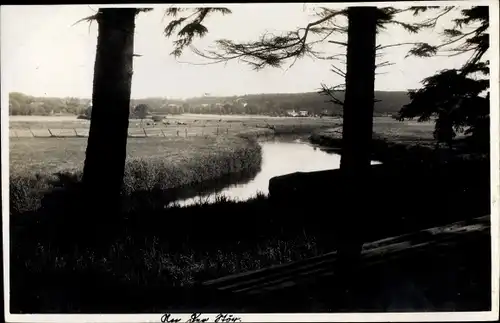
11,166,491,313
10,135,262,214
11,156,491,313
11,193,328,313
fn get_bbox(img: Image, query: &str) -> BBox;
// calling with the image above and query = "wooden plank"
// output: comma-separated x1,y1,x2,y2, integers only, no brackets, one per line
203,216,490,295
30,129,52,137
54,129,78,137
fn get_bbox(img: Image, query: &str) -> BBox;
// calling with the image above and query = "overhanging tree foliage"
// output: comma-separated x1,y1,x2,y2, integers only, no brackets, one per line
398,6,490,148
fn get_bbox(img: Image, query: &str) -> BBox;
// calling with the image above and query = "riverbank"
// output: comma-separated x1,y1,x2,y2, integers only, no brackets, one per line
309,126,488,164
9,134,263,215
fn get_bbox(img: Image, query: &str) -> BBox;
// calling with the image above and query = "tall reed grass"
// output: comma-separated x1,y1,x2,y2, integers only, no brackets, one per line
10,135,263,215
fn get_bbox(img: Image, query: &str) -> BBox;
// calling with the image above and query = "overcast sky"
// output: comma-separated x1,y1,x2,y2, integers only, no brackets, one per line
1,3,481,99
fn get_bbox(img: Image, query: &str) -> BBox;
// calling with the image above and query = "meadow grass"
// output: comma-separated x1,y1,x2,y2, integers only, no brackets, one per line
10,193,328,313
9,135,263,215
10,164,490,313
309,119,487,164
8,114,338,131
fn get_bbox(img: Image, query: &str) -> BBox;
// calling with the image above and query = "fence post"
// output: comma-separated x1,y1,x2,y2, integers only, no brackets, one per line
47,129,55,137
177,130,180,137
160,129,166,137
143,128,148,137
29,128,36,138
185,128,188,138
74,128,79,137
216,127,219,136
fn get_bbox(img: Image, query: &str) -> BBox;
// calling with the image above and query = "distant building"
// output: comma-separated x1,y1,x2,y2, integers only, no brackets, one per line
298,110,309,117
286,109,298,117
234,98,248,107
159,103,181,110
321,109,334,117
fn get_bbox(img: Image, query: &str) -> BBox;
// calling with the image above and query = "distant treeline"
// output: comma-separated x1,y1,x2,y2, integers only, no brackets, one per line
9,92,92,116
9,91,410,117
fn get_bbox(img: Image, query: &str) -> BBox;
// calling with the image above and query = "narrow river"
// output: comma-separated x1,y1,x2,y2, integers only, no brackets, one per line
174,137,380,206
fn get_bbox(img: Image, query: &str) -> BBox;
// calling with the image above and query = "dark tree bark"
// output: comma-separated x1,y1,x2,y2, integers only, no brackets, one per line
80,9,137,233
334,7,378,306
341,7,377,173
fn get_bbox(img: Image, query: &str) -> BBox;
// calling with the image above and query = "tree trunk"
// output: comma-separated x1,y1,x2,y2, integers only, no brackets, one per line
335,7,378,306
341,7,377,173
80,9,137,240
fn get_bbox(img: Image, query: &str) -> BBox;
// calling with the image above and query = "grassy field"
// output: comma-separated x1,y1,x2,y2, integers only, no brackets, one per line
10,134,264,215
8,113,491,313
308,117,487,164
10,114,440,141
9,114,342,215
8,114,339,137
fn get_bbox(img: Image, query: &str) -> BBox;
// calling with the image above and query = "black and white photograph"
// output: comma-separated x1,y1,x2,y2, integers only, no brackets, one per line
2,1,499,321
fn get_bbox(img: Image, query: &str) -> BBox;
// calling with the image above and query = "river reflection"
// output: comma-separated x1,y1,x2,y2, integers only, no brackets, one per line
174,138,379,207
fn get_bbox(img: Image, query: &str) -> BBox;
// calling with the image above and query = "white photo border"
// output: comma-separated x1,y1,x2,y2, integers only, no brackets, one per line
2,1,499,322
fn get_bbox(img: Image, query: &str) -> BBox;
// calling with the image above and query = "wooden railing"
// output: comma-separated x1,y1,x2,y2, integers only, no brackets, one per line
203,215,490,296
8,126,235,138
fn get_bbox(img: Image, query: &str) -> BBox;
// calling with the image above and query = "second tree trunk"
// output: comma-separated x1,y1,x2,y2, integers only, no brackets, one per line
81,8,137,239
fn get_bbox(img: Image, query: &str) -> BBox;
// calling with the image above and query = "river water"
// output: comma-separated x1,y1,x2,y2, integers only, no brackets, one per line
174,137,380,207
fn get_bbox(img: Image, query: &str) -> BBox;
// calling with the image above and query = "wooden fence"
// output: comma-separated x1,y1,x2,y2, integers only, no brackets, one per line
9,126,236,139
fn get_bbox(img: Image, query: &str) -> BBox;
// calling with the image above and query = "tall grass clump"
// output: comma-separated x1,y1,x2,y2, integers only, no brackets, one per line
9,136,262,215
10,191,326,313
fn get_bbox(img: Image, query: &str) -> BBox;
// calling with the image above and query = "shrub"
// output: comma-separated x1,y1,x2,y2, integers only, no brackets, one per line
152,115,164,122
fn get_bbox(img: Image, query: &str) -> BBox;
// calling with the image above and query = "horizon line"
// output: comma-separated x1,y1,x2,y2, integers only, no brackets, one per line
8,89,411,101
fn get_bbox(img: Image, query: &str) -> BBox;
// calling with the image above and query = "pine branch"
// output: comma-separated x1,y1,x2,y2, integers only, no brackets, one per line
179,8,347,70
72,8,151,35
376,42,426,51
72,13,100,34
328,40,348,46
164,7,233,57
319,83,345,106
375,61,395,74
411,6,455,29
330,64,346,78
170,6,453,71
